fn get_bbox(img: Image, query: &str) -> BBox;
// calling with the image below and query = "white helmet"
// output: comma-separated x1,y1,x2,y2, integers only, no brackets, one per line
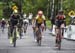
23,14,26,18
13,9,18,14
2,18,5,20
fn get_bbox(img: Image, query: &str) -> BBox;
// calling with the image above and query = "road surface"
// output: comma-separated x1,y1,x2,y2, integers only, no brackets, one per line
0,25,75,53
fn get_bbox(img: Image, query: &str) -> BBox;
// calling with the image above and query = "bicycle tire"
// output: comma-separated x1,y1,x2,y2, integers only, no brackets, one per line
36,27,42,46
38,37,42,46
58,39,61,50
19,28,22,39
58,43,61,50
56,28,62,50
57,34,61,50
13,27,17,47
8,27,10,39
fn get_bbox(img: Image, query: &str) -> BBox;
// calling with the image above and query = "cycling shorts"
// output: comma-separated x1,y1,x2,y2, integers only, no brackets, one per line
55,20,64,28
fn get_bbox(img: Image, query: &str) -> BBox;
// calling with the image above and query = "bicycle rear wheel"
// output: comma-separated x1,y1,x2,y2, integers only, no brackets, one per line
58,39,61,50
57,34,61,50
55,28,62,50
13,37,16,47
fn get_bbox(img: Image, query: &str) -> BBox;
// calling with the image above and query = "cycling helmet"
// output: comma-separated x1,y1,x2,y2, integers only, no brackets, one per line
58,10,63,14
2,18,5,20
13,9,18,14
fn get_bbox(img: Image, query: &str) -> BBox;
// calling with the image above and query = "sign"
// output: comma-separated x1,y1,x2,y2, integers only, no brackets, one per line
68,10,75,16
12,5,18,10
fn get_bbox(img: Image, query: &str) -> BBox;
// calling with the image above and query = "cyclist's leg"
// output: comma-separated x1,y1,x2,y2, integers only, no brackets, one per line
10,26,14,37
8,26,11,39
37,24,42,36
33,27,36,39
13,26,17,47
61,21,65,37
37,24,42,42
43,20,46,31
24,24,26,32
35,23,39,42
1,24,4,31
56,22,63,48
61,28,64,37
38,25,42,45
20,27,23,36
56,27,62,47
55,21,60,46
10,26,14,43
55,27,59,44
3,24,5,31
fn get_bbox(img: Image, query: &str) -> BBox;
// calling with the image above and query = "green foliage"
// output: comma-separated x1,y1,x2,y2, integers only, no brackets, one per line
46,20,51,28
0,3,3,19
23,0,48,16
0,0,75,23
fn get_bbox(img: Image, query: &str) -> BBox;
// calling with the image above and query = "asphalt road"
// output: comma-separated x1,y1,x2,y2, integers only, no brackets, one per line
0,25,75,53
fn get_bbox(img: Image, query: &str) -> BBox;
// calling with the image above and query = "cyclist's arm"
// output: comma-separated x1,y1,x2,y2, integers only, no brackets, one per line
35,15,38,20
43,15,46,26
35,15,38,24
63,15,66,21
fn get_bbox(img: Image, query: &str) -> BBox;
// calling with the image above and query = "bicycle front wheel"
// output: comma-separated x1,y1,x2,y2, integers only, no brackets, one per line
13,27,17,47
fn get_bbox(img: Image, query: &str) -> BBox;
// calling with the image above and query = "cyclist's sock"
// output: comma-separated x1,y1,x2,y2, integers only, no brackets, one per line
16,31,20,38
10,37,13,44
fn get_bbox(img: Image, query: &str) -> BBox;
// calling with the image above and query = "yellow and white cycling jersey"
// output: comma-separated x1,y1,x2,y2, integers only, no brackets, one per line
36,15,46,24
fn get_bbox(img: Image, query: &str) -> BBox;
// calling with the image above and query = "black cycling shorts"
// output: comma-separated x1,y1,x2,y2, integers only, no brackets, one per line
36,23,41,28
55,20,64,28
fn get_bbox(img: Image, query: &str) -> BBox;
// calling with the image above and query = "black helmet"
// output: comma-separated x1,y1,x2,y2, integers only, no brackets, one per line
58,10,63,13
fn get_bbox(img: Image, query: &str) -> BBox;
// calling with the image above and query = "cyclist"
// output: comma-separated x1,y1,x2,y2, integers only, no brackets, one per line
28,13,33,25
35,10,46,42
55,10,66,46
1,18,6,32
9,10,20,43
23,14,29,33
35,10,46,31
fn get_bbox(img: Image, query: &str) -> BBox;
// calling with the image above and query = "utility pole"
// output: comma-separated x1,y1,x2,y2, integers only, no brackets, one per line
51,0,55,19
47,0,50,17
60,0,63,10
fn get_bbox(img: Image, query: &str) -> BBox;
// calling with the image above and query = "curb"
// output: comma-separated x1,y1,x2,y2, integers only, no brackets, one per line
48,29,75,41
64,38,75,41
